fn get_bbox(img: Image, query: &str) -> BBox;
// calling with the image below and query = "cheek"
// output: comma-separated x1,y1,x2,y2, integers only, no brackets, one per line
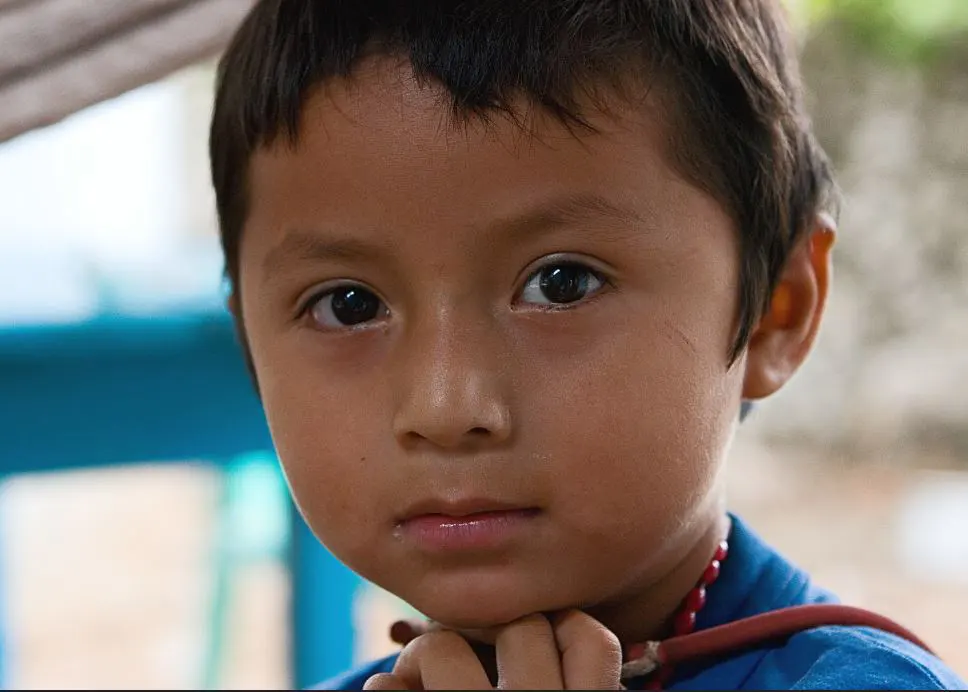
246,328,393,557
264,377,365,499
526,310,740,542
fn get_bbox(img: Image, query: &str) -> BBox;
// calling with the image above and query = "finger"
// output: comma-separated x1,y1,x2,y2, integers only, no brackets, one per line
363,673,410,690
495,614,563,690
551,610,622,689
393,630,493,690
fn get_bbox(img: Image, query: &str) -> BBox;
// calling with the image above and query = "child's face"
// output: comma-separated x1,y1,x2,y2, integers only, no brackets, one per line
238,60,746,630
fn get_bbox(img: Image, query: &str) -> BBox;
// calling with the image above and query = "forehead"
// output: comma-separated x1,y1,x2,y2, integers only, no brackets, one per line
241,57,726,268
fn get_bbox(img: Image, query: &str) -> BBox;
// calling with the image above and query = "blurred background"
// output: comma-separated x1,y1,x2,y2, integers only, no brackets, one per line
0,0,965,688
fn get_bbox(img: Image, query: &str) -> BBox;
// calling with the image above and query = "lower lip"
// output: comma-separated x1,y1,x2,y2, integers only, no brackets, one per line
398,509,540,552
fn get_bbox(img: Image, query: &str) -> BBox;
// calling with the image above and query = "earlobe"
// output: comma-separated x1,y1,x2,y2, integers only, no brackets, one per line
742,217,835,401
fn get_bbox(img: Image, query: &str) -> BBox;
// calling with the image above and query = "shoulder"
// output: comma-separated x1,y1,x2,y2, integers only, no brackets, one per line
307,654,399,691
748,625,966,690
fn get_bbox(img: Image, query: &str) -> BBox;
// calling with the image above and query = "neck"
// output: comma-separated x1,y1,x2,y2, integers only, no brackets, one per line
585,511,731,648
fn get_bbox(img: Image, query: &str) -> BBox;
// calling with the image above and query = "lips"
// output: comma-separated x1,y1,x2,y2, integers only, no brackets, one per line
396,498,542,553
398,497,536,522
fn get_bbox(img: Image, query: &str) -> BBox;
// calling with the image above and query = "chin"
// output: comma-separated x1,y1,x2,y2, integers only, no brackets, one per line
408,578,558,632
373,558,584,635
420,598,534,632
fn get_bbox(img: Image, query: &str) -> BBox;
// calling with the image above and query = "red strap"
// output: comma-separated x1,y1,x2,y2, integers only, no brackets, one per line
659,604,934,667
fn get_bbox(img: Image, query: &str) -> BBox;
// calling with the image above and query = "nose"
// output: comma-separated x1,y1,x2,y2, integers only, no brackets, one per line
392,312,512,451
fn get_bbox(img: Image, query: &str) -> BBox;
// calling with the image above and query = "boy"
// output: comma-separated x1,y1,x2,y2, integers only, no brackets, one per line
208,0,965,689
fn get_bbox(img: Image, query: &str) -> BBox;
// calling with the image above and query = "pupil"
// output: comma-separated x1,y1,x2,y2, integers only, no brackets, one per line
539,265,589,304
331,287,380,325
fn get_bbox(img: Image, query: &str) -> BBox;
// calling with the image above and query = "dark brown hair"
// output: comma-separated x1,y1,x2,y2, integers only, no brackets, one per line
210,0,837,360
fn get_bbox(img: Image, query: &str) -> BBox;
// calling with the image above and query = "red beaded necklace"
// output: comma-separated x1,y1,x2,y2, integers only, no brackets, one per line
622,539,729,690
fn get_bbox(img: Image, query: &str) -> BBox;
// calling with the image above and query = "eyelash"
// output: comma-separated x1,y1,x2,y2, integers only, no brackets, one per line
513,259,611,310
297,259,612,330
297,283,389,331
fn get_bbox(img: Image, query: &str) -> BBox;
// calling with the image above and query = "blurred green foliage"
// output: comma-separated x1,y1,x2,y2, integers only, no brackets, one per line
790,0,968,63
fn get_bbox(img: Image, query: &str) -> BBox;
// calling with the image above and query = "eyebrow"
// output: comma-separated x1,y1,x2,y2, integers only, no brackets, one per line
492,193,647,238
260,192,647,279
261,232,391,279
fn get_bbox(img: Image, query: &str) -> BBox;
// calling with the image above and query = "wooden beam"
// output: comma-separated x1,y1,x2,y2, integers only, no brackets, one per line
0,0,189,83
0,0,255,143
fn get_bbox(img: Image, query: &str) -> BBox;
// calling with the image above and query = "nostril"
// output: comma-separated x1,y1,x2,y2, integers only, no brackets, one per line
469,426,490,436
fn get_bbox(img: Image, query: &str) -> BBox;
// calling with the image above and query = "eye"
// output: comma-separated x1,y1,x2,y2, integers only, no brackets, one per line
518,262,606,307
306,285,388,329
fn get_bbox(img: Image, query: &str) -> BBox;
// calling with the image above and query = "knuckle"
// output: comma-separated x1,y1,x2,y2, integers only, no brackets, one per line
580,617,621,657
556,610,622,656
595,625,623,659
500,612,554,644
394,629,474,681
363,672,406,690
408,628,470,657
516,612,553,629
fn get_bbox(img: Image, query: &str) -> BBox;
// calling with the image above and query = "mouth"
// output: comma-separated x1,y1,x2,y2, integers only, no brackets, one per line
396,498,542,553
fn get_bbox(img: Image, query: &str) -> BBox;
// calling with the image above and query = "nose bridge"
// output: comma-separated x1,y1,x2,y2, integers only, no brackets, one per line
393,303,511,448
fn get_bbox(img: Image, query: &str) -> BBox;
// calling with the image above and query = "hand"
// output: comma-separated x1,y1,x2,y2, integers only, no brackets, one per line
364,610,623,690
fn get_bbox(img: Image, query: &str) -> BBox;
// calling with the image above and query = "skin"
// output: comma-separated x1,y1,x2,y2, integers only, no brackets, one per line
234,57,833,688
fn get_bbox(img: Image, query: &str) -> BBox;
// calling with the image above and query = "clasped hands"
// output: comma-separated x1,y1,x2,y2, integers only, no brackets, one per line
364,610,624,690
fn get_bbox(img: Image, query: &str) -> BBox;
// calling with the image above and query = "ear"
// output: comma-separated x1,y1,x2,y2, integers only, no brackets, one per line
225,290,261,394
226,291,241,320
742,215,836,401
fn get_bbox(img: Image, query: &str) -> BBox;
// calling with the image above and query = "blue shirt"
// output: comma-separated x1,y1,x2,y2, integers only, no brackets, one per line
314,514,966,690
